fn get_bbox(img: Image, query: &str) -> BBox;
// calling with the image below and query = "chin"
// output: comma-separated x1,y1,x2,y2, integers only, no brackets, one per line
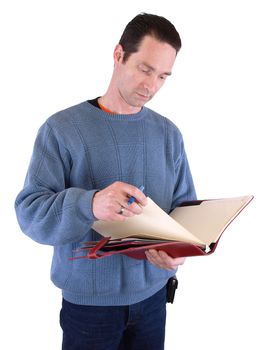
135,97,151,106
127,100,145,108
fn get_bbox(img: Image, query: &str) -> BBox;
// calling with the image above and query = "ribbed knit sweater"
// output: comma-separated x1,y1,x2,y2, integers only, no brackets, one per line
15,100,196,305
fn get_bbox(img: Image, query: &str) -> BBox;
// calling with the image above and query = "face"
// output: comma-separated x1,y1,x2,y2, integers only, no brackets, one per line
113,35,177,112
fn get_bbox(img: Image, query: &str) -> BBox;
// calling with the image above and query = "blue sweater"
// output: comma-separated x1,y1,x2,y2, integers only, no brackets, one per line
15,101,196,306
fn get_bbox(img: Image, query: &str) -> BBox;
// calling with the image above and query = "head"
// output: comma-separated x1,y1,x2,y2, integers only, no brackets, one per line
106,13,181,113
119,13,182,63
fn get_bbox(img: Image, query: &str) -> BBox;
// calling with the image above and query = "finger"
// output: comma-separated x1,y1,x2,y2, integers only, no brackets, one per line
145,250,167,269
119,183,147,206
146,250,183,270
115,215,129,222
126,202,143,215
118,207,134,218
158,250,185,265
145,250,159,266
118,197,144,215
158,251,186,269
115,199,141,216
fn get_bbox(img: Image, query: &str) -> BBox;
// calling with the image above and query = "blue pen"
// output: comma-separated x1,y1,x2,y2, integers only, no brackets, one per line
128,185,145,205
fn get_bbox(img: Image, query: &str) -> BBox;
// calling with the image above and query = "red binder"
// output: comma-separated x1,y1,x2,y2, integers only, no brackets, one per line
70,195,253,260
70,236,218,260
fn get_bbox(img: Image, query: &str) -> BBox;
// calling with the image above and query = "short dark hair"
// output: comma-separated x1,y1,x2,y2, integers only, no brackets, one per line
119,13,182,62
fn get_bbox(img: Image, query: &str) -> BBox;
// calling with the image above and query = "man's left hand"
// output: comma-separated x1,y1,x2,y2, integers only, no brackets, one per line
145,249,186,270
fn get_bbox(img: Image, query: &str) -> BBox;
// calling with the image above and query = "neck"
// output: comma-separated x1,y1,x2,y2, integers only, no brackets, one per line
99,89,141,115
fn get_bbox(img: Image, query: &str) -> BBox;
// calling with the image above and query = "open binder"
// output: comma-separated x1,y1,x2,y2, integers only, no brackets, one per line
70,195,253,260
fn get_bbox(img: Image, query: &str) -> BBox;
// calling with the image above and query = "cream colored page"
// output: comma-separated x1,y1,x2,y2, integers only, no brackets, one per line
92,198,203,245
169,196,253,245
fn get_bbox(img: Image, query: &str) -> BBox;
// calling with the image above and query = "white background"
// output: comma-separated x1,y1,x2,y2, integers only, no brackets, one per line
1,0,262,349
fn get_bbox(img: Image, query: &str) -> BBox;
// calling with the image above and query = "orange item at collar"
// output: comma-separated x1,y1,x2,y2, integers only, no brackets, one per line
98,101,116,114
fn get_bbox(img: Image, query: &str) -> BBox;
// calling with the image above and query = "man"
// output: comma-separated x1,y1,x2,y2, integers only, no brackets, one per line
15,13,196,350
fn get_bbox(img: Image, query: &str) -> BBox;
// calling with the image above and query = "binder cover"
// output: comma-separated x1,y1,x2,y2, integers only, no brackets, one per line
70,195,253,260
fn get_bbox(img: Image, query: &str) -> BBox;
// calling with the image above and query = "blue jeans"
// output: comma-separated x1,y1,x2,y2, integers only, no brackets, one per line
60,286,167,350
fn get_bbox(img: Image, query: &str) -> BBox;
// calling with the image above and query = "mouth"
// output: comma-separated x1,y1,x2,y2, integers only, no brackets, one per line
136,92,151,101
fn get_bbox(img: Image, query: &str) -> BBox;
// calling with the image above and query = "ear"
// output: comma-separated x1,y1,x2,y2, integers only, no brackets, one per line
113,44,124,63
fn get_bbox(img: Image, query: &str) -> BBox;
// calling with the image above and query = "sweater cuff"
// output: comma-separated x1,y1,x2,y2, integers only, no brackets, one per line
75,188,99,223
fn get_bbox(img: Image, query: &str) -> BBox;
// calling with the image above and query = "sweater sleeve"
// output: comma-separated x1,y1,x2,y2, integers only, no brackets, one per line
171,147,197,209
14,121,98,246
169,123,197,210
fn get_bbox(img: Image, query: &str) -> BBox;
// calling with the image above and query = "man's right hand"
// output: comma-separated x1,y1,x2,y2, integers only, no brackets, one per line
92,181,147,221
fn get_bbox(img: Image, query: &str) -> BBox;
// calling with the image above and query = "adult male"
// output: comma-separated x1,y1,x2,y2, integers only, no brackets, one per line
15,13,196,350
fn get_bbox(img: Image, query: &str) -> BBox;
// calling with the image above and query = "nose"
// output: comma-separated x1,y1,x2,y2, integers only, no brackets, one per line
142,75,158,95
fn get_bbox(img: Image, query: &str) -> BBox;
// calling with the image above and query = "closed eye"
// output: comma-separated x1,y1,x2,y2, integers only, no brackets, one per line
138,64,153,74
140,67,152,75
